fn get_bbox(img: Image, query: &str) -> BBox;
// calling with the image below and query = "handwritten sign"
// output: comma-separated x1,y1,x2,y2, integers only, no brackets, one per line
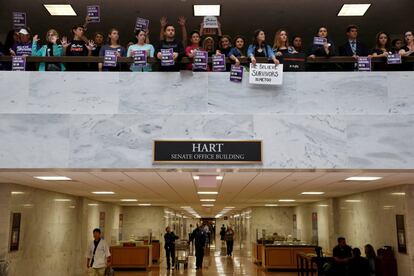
358,57,371,71
212,54,225,72
193,50,208,71
387,54,402,65
103,50,117,67
249,63,284,85
13,12,26,31
87,6,100,23
161,48,174,66
133,50,147,66
230,65,243,82
135,17,150,31
203,16,218,28
12,56,26,71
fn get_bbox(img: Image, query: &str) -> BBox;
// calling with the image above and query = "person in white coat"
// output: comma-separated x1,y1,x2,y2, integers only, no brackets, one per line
86,228,111,276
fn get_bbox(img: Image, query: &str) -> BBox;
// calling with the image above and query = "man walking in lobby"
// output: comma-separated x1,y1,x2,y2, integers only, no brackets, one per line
86,228,111,276
189,224,207,270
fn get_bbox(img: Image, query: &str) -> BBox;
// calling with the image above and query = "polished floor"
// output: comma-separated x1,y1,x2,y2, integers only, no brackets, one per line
114,241,297,276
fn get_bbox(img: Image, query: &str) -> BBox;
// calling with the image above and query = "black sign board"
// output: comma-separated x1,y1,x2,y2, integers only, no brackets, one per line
279,53,306,72
153,140,262,163
396,214,407,253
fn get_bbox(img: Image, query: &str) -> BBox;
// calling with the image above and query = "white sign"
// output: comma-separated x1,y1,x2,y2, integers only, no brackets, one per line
249,63,284,85
203,16,218,28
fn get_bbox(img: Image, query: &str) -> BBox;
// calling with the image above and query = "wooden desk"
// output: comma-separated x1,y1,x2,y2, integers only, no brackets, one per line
252,243,264,264
151,242,160,263
110,245,152,269
261,245,316,271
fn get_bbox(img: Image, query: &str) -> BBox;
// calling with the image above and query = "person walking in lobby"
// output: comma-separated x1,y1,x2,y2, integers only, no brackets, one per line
164,226,179,270
225,225,235,257
189,224,207,270
86,228,111,276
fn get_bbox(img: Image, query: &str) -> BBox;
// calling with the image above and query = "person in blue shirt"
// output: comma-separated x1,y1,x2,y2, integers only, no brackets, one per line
31,29,65,71
228,35,247,66
247,29,280,66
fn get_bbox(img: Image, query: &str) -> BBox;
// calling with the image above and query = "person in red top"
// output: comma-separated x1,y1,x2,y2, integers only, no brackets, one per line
185,31,205,70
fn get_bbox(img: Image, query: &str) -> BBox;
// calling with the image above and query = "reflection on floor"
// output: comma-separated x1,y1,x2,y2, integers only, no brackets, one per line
114,242,296,276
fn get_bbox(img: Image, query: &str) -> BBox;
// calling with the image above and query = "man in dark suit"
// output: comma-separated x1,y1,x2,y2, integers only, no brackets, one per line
339,25,369,70
189,224,207,270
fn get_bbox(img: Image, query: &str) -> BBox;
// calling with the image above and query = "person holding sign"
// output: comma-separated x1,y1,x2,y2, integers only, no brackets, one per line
273,29,297,57
10,28,34,70
98,28,126,72
159,16,188,47
156,24,184,71
127,29,154,72
307,26,336,71
217,35,232,57
339,25,369,71
228,35,247,67
247,29,279,66
185,31,207,70
31,29,64,71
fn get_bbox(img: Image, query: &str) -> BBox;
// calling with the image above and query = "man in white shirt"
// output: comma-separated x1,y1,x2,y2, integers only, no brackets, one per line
86,228,111,276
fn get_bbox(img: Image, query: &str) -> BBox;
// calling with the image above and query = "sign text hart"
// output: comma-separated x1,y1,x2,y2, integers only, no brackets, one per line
153,140,262,164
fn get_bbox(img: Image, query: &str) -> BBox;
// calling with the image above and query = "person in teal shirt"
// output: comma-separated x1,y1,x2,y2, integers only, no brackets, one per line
32,29,65,71
127,29,155,72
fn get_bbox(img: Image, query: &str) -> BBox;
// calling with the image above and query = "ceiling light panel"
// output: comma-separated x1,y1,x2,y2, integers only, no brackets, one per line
44,4,77,16
338,4,371,16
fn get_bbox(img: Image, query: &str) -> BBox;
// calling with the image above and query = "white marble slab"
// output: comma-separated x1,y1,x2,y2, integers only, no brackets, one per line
387,72,414,114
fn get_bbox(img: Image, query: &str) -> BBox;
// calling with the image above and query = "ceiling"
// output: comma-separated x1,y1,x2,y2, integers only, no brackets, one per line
2,169,414,217
1,0,412,47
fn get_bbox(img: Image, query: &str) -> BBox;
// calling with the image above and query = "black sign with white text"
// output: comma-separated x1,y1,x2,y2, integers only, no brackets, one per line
153,140,262,163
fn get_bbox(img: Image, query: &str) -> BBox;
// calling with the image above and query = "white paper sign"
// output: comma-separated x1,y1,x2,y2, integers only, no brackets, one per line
249,63,284,85
203,16,218,28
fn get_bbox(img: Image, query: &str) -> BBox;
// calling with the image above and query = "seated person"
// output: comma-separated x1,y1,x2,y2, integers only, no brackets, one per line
331,237,352,276
348,248,370,276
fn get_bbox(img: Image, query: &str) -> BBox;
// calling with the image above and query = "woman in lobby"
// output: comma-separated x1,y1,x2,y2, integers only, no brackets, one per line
228,35,247,67
164,226,179,270
98,28,126,72
399,31,414,56
127,29,155,72
225,225,235,257
247,29,280,66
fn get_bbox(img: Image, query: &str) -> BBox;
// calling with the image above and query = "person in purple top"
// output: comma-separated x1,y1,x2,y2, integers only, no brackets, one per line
10,28,35,70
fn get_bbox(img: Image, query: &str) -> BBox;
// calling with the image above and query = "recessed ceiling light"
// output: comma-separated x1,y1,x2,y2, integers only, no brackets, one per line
265,204,279,207
224,206,235,209
318,204,329,207
120,199,138,202
193,5,221,16
391,192,406,196
338,4,371,16
197,191,218,195
200,199,216,202
193,176,200,180
345,176,382,181
301,192,325,195
138,203,151,206
92,191,115,195
11,191,24,195
216,176,223,180
181,206,191,209
34,176,72,181
345,199,361,203
43,4,77,16
54,198,71,202
202,204,214,207
278,199,296,202
215,214,222,218
88,203,99,206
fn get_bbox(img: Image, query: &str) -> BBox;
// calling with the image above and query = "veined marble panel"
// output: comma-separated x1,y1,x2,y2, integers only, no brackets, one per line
387,72,414,114
119,71,208,114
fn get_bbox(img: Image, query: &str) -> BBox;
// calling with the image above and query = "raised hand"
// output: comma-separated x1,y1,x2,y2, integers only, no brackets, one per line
86,40,96,51
33,34,40,43
178,16,186,26
160,16,168,28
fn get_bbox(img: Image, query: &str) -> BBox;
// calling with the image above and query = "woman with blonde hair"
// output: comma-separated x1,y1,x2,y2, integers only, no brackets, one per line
202,36,215,57
272,29,296,57
32,29,65,71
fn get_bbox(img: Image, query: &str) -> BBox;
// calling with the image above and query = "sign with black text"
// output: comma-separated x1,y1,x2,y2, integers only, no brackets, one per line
135,17,150,31
203,16,218,28
249,63,283,85
153,140,262,163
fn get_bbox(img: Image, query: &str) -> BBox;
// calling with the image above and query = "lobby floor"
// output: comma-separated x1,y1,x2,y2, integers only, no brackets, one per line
114,242,297,276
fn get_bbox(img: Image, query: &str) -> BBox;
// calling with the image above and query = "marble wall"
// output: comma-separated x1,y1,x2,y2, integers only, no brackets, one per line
249,207,294,244
295,185,414,276
0,71,414,169
0,183,122,276
294,199,335,252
